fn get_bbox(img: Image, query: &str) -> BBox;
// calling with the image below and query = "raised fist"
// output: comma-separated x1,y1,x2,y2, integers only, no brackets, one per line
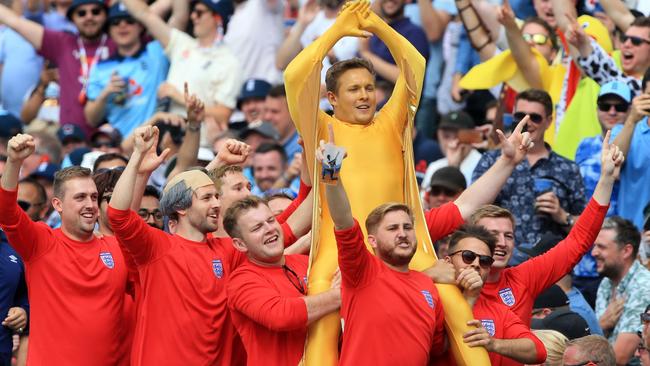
7,134,36,162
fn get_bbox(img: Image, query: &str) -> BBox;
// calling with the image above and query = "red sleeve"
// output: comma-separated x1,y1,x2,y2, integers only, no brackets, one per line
425,202,465,242
0,186,54,261
38,30,67,62
227,267,308,332
514,198,609,299
429,287,447,357
334,219,377,289
276,180,311,224
281,222,297,247
500,308,547,363
107,206,171,266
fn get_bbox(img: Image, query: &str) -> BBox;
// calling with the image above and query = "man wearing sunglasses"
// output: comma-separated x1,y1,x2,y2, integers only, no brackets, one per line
443,226,548,366
473,89,588,265
0,0,114,137
576,81,632,218
84,4,169,138
572,16,650,95
223,196,341,366
120,0,242,141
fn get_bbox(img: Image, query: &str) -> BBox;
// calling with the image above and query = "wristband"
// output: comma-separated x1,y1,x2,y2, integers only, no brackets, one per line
187,123,201,132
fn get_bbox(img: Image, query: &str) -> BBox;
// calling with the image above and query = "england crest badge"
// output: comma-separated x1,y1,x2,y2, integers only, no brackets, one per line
212,259,224,279
498,287,516,306
421,290,435,309
99,252,114,269
481,319,496,336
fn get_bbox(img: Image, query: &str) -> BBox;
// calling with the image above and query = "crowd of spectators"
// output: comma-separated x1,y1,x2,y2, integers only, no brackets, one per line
0,0,650,364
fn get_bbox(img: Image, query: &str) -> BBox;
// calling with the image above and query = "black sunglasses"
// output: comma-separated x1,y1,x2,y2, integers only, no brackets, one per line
449,250,495,268
138,209,163,221
109,17,136,27
597,101,629,113
641,312,650,324
429,186,458,197
75,7,103,18
620,34,650,46
18,200,32,212
283,264,306,295
94,166,126,175
513,112,544,124
92,140,118,149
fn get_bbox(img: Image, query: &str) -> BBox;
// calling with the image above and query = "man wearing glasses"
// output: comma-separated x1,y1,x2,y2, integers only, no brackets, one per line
0,0,113,137
473,89,588,265
224,196,341,366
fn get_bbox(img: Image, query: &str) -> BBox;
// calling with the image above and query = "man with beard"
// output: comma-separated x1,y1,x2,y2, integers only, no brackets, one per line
0,134,129,365
592,216,650,365
470,130,624,327
251,142,299,196
84,3,169,138
139,185,164,230
0,0,113,137
121,0,242,139
224,196,340,366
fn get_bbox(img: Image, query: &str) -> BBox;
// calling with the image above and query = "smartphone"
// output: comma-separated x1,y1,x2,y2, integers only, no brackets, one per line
457,129,483,144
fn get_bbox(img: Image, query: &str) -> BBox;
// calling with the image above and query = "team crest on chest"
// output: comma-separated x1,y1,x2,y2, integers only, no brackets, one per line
498,287,516,306
212,259,224,279
421,290,435,309
99,252,114,269
481,319,496,336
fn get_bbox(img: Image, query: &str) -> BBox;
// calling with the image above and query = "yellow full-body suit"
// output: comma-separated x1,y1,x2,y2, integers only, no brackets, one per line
284,3,490,365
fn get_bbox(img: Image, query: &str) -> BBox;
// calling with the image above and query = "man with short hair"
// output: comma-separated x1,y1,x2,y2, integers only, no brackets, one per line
84,4,169,137
530,284,592,340
0,134,129,365
473,88,587,265
57,123,88,157
139,185,163,230
443,225,548,366
593,216,650,365
563,335,617,366
0,0,113,136
251,142,299,196
17,177,48,222
92,152,128,172
470,131,623,326
224,196,340,366
263,84,302,163
231,79,272,131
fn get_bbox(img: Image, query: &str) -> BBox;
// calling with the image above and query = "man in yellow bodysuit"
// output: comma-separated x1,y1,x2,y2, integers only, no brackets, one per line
285,1,533,364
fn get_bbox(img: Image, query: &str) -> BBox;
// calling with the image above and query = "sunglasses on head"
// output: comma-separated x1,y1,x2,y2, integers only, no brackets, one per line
191,8,210,17
92,140,118,149
522,33,549,45
75,7,103,18
429,186,458,197
513,112,544,124
597,101,629,113
449,250,495,268
565,361,600,366
138,209,163,221
109,17,136,27
620,34,650,46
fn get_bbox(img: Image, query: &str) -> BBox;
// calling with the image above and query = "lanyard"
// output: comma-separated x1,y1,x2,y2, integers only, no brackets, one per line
77,34,107,93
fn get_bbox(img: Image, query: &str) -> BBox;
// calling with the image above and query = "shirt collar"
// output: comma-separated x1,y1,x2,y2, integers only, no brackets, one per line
108,43,146,62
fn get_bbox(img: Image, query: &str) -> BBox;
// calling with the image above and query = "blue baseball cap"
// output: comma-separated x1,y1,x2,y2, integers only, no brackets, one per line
66,0,108,20
191,0,234,31
237,79,272,108
0,110,23,139
30,162,61,182
57,124,87,144
107,3,133,22
598,81,632,103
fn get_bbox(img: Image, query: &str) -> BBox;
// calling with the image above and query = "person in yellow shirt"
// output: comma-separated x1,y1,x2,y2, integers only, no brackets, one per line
284,1,533,364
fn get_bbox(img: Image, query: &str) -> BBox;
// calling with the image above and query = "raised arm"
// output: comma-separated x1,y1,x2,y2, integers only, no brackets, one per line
598,0,634,32
120,0,179,47
613,94,650,157
417,0,451,42
0,3,44,50
454,116,533,219
167,84,203,180
275,0,319,70
455,0,497,61
498,0,543,89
